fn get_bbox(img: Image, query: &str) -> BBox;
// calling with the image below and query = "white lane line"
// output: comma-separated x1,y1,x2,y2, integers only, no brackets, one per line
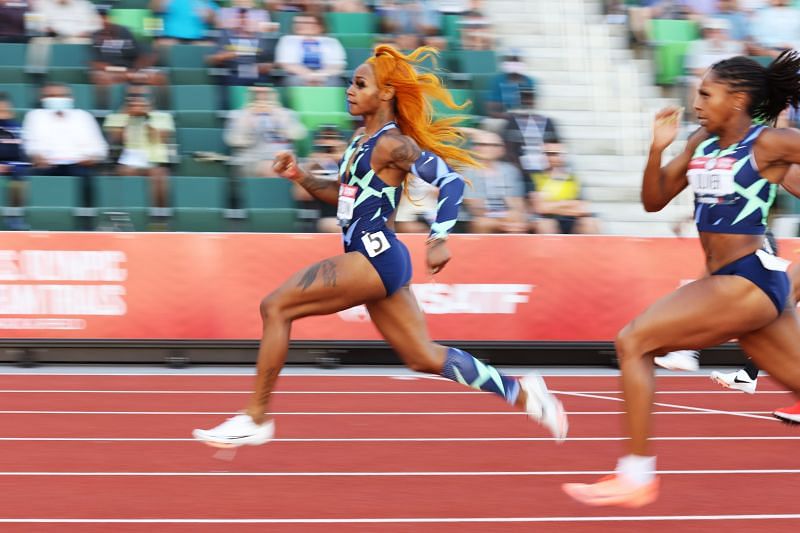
0,515,799,524
0,436,797,443
0,469,798,477
559,391,778,421
0,410,776,416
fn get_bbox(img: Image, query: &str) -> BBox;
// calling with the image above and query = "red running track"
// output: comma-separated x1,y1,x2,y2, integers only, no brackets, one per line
0,372,797,532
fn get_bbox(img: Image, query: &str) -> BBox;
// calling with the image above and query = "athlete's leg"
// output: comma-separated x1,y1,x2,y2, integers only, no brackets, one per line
365,287,567,438
562,275,779,507
739,306,800,397
244,252,388,423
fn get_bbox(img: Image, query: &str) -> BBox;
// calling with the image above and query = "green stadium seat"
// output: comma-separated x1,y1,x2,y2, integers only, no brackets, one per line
170,176,228,231
274,11,297,35
453,50,497,74
92,175,151,230
0,83,35,109
297,111,352,132
175,128,228,177
287,86,346,113
0,67,28,83
174,110,219,128
442,14,461,41
170,68,212,85
246,208,298,232
110,9,160,39
330,33,374,49
114,0,151,10
24,175,80,231
345,47,373,72
49,44,90,67
166,43,215,69
0,176,6,206
0,43,27,66
240,177,295,209
170,84,218,111
240,177,298,232
324,12,377,34
70,84,96,110
648,19,700,85
432,88,474,117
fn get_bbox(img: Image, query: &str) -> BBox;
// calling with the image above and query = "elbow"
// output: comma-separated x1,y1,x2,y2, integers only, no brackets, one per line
641,195,664,213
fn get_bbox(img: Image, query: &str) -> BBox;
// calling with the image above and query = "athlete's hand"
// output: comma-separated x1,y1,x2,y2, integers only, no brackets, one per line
272,151,301,181
426,239,451,275
652,106,683,152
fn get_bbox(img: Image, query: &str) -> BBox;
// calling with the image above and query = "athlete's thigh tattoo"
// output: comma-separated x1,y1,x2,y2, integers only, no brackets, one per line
297,259,337,291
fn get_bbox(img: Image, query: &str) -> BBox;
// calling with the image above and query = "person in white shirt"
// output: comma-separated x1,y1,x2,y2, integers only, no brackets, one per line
274,13,346,87
26,0,102,74
22,82,108,207
749,0,800,57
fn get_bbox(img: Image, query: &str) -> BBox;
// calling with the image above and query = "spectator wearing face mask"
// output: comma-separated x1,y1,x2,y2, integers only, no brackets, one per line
486,49,536,119
21,82,108,207
274,13,346,87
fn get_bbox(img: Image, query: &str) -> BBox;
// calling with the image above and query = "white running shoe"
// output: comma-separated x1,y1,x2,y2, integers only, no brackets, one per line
520,373,568,442
710,369,757,394
193,414,275,448
653,350,699,372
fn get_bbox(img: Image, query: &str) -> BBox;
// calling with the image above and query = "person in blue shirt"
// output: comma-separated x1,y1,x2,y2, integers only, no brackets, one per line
193,45,567,448
564,51,800,508
486,49,536,118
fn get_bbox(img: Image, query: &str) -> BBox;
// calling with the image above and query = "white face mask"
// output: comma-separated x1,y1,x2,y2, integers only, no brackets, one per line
501,61,526,75
42,97,74,111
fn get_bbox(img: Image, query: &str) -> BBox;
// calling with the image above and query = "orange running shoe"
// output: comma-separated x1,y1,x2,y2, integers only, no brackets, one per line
773,401,800,425
562,475,660,508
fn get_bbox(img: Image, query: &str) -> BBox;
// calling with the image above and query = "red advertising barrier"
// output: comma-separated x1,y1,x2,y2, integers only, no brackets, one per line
1,233,798,342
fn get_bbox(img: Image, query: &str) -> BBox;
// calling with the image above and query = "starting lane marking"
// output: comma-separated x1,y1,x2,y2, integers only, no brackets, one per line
1,469,800,477
559,391,778,421
0,515,799,524
0,436,799,442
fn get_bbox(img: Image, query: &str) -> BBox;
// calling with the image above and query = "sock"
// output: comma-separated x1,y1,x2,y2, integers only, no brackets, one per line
743,360,760,381
440,347,520,405
615,454,657,487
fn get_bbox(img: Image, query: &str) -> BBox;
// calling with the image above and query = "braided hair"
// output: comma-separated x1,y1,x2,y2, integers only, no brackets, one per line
711,50,800,124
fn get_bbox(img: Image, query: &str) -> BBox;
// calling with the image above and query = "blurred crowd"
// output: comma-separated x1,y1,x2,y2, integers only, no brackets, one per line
0,0,601,233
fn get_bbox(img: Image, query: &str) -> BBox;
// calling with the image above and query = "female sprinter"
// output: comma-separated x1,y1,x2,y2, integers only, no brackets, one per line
193,45,568,447
563,51,800,507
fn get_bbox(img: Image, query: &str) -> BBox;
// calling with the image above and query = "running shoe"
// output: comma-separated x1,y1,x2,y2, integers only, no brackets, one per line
653,350,699,371
562,474,660,508
710,369,757,394
193,414,275,448
520,373,568,442
773,401,800,425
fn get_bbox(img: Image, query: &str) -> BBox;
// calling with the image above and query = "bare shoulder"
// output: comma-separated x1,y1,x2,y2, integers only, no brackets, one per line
375,131,422,169
683,126,711,153
754,126,800,164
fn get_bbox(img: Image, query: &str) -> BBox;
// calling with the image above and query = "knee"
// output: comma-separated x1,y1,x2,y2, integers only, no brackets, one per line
615,325,645,366
259,292,288,322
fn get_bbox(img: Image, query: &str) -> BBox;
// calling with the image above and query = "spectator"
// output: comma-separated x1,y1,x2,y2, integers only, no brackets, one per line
0,92,28,229
0,0,29,43
330,0,368,12
459,8,492,50
274,13,346,86
748,0,800,57
529,142,599,234
224,85,306,177
91,4,167,110
684,18,745,119
462,129,528,234
715,0,749,42
500,87,559,179
206,7,277,87
151,0,218,44
216,0,270,31
26,0,101,73
293,124,345,233
375,1,445,51
103,93,175,208
21,83,108,208
395,175,438,233
485,49,536,119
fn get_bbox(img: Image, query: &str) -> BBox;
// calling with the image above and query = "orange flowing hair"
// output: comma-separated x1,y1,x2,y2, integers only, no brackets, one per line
367,45,479,170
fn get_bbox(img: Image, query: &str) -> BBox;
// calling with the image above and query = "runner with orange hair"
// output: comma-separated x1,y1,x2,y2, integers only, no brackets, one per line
193,45,567,447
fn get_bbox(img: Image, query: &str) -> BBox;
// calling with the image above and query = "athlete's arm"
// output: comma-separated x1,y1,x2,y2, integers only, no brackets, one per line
641,108,706,212
754,128,800,197
376,134,465,240
273,151,339,205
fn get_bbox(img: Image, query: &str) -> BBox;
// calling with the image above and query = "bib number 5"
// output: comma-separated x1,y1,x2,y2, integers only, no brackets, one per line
361,231,391,258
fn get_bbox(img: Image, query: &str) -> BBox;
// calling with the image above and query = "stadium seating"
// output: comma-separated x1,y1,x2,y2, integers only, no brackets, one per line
24,176,81,231
92,175,151,231
240,178,299,232
170,176,228,232
648,19,699,85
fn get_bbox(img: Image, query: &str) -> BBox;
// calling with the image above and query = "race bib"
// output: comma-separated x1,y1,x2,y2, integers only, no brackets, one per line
361,231,391,258
337,184,358,225
687,157,736,204
756,249,790,272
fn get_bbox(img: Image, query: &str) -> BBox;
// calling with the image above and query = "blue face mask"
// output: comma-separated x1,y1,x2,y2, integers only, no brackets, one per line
42,97,74,111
